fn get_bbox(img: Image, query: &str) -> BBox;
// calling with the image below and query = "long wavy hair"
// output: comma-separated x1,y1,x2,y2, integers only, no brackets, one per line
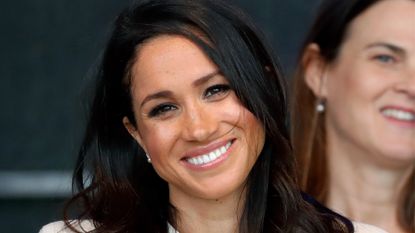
291,0,415,232
64,0,353,232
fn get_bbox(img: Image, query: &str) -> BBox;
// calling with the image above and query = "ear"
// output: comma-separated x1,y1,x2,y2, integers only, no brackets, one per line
302,43,328,98
122,116,147,152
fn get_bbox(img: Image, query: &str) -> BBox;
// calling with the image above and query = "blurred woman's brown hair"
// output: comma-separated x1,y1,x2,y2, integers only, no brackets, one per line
291,0,415,232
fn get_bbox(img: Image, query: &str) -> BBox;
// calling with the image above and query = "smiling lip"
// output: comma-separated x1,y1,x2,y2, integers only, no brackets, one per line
380,106,415,127
182,139,235,170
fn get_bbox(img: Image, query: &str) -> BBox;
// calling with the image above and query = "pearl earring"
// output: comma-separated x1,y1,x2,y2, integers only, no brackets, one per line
316,99,326,113
145,153,151,163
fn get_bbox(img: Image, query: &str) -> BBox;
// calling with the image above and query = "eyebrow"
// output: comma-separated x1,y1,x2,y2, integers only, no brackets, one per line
140,90,174,108
192,70,221,87
365,42,405,55
139,70,221,108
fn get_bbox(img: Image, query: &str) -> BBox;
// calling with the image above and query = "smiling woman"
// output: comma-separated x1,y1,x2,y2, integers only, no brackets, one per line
38,0,374,232
123,35,266,203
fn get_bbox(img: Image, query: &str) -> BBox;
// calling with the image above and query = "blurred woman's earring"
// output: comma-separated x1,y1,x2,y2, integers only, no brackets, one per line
145,153,151,163
316,99,326,113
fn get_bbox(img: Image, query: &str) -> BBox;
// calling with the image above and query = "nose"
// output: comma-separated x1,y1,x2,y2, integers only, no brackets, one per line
394,67,415,99
182,103,219,142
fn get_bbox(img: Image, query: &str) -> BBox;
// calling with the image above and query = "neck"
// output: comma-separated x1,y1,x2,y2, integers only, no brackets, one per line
169,185,245,233
326,132,413,233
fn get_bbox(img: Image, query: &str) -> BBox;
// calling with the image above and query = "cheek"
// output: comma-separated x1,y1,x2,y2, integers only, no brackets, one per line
248,116,265,156
328,70,389,115
324,66,363,128
225,94,264,140
237,108,266,157
327,66,357,99
213,94,248,126
138,122,179,161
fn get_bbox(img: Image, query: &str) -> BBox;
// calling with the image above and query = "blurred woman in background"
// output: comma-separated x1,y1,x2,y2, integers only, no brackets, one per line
291,0,415,232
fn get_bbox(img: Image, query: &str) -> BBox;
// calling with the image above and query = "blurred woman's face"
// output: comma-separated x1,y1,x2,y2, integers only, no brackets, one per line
317,0,415,167
124,35,265,201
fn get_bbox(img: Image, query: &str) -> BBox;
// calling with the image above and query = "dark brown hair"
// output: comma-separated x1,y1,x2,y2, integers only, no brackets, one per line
291,0,415,232
64,0,354,232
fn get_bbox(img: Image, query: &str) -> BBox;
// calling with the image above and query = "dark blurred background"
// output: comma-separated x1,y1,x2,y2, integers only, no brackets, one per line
0,0,319,232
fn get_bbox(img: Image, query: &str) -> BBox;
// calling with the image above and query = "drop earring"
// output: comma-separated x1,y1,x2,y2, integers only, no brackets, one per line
316,99,326,113
145,153,151,163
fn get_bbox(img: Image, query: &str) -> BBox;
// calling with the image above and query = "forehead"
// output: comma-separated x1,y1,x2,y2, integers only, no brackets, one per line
133,35,212,74
345,0,415,46
129,35,219,94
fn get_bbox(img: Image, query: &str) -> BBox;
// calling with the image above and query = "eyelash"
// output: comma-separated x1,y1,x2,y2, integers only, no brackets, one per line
373,54,397,64
204,84,231,99
147,84,231,118
148,103,177,118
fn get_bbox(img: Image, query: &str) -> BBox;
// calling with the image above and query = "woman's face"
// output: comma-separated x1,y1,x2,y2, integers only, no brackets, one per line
314,0,415,167
124,35,265,201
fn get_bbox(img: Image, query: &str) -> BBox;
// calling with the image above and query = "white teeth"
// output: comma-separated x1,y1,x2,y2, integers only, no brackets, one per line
209,152,215,160
186,141,232,166
220,146,226,154
208,154,214,161
202,155,209,163
382,109,415,121
214,150,220,157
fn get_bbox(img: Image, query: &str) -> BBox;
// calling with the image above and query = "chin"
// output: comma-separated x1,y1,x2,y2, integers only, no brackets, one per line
376,146,415,168
197,182,246,201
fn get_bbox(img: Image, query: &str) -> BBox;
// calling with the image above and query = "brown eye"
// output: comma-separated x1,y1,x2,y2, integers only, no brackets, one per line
204,84,231,99
148,103,178,117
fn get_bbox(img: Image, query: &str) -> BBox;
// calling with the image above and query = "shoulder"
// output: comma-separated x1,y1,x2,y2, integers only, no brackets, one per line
353,222,389,233
39,220,95,233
